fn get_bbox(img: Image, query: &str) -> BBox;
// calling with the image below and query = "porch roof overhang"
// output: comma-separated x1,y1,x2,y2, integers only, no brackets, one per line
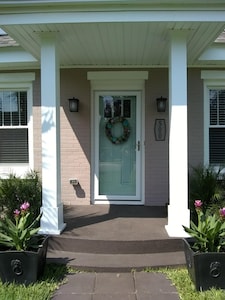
0,0,225,69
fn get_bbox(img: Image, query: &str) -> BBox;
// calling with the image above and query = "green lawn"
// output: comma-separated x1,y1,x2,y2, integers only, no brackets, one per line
1,264,225,300
155,267,225,300
0,264,69,300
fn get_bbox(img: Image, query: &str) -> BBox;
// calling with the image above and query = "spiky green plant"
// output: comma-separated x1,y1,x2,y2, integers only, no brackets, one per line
183,200,225,252
0,202,42,251
189,165,225,222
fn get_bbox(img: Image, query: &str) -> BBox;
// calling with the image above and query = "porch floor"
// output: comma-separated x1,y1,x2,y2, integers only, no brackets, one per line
47,205,186,271
63,204,169,240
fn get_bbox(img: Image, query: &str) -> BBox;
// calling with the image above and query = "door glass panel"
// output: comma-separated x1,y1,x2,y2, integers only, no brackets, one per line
99,95,136,196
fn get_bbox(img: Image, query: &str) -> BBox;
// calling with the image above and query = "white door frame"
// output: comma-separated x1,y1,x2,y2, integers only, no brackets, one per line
88,71,148,205
94,91,141,204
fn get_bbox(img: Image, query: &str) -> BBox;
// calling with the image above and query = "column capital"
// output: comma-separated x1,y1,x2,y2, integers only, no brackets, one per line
37,30,60,39
169,29,190,39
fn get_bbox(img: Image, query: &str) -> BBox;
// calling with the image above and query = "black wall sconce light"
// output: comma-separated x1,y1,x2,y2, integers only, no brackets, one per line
68,97,79,112
156,96,167,112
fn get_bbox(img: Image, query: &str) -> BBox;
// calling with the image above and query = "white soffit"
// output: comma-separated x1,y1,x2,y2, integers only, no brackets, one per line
0,2,224,67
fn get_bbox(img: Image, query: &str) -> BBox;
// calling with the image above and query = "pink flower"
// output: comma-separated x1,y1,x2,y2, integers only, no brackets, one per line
194,200,203,209
220,208,225,218
14,209,20,217
20,202,30,211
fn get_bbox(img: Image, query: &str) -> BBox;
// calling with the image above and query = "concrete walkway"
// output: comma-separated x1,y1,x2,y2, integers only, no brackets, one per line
51,271,180,300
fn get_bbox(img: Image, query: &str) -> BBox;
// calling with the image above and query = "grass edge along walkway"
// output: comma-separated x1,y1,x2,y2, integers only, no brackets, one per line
0,264,70,300
1,265,225,300
146,267,225,300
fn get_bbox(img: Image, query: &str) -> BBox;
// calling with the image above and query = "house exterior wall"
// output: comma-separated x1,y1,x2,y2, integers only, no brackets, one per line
60,69,91,205
30,68,206,206
188,69,204,168
145,69,169,206
33,70,42,174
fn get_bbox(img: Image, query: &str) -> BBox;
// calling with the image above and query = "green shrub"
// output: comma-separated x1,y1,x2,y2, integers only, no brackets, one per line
189,165,225,222
0,170,42,221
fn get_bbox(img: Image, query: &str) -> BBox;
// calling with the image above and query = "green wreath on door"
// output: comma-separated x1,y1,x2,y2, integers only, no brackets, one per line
105,116,131,144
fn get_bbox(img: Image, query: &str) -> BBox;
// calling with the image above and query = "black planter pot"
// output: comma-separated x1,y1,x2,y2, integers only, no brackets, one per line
0,235,48,285
183,237,225,291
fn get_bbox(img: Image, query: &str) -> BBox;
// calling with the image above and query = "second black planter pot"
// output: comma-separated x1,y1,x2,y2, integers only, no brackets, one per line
183,237,225,291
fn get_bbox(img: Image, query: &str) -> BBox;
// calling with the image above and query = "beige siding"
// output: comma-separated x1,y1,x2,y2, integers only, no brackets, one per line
32,70,42,174
60,69,91,205
145,69,169,206
188,69,204,168
31,68,205,206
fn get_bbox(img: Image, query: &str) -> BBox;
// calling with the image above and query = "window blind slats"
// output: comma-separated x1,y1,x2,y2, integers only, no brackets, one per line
219,90,225,125
209,128,225,164
209,89,225,164
0,129,28,163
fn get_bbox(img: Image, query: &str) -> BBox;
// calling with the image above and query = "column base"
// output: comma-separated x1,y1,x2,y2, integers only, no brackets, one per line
165,205,190,237
39,203,66,235
165,224,190,238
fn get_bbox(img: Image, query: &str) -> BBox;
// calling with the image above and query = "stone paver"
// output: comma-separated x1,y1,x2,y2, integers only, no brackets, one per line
95,273,134,293
51,271,180,300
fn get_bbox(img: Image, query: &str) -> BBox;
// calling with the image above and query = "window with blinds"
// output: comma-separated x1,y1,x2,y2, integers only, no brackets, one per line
209,89,225,164
0,91,28,163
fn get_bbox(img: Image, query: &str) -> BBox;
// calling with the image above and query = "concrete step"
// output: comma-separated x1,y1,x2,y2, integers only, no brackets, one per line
48,205,186,271
48,236,183,254
47,236,186,271
47,250,186,272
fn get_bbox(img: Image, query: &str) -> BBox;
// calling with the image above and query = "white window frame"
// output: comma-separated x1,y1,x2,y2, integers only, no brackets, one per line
201,71,225,165
0,73,35,177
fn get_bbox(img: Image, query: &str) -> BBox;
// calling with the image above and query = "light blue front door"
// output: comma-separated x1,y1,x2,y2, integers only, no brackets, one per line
94,91,142,203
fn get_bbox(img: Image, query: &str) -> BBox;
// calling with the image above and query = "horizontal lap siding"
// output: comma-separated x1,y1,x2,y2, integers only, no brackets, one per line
145,69,169,206
31,68,204,206
187,69,204,168
60,69,91,205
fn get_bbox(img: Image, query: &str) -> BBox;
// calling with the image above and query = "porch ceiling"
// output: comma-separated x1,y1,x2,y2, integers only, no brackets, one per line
1,21,224,68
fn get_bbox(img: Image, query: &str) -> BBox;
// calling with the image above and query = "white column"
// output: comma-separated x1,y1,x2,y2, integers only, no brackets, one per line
165,30,190,237
39,33,66,235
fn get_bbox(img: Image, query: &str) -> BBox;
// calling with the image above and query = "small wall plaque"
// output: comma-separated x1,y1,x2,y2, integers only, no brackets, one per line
154,119,166,141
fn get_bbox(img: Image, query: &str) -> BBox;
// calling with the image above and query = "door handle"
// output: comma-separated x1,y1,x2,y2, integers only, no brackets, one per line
137,141,140,151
